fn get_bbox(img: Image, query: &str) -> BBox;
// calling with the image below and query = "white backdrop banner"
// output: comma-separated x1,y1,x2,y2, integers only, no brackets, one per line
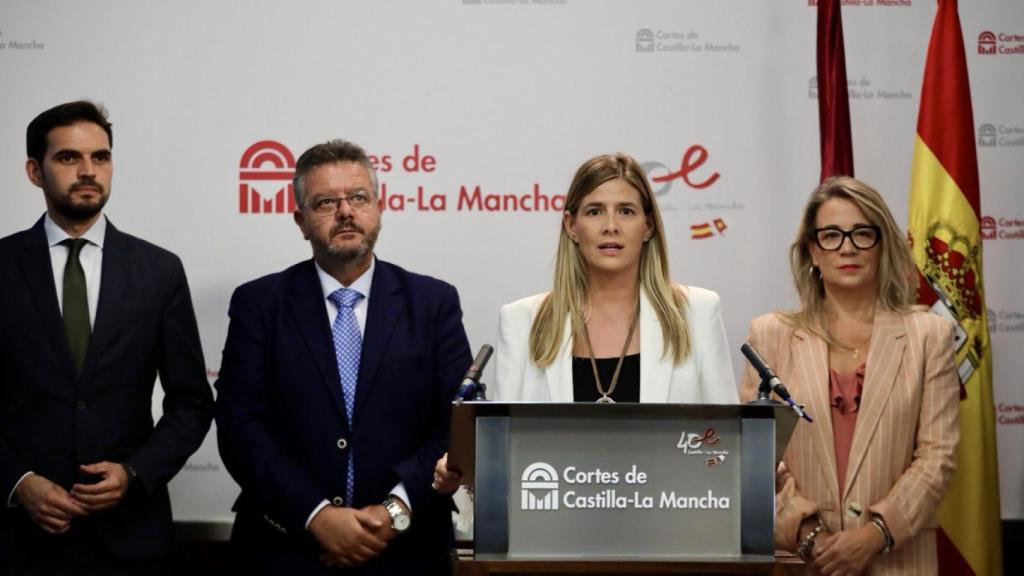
0,0,1021,522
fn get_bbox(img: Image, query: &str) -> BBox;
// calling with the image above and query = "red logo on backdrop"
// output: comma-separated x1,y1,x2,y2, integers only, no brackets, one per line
980,216,997,240
642,146,731,240
239,140,296,214
646,145,720,195
978,215,1024,241
978,31,997,55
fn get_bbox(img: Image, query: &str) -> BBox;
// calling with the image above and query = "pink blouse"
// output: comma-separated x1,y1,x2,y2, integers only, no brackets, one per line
829,362,866,495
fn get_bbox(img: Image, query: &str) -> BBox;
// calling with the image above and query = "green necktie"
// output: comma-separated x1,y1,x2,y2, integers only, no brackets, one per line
61,238,91,375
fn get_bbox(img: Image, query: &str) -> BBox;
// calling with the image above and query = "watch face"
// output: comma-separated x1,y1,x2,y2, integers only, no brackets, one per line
393,513,411,531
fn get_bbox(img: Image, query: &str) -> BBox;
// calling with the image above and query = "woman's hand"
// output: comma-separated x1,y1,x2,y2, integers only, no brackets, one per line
812,523,886,576
432,453,462,494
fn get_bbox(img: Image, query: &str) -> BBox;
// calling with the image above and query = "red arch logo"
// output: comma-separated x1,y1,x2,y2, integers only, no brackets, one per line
239,140,296,214
978,31,997,55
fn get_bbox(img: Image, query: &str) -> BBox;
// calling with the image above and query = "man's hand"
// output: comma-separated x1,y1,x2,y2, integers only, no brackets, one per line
813,523,886,576
14,473,88,534
310,505,389,568
69,462,131,513
433,452,462,494
359,503,403,542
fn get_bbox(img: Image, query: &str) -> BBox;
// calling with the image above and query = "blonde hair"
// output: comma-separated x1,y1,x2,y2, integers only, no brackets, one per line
782,176,916,340
529,153,690,367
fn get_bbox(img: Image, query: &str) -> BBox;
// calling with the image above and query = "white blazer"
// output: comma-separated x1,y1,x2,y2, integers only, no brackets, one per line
493,285,739,403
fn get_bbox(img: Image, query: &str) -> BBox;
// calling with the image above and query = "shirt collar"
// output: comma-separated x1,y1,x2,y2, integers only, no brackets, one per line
315,257,375,303
43,213,107,249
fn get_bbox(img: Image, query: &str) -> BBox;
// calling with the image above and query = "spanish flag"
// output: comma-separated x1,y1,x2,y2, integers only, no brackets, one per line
908,1,1002,574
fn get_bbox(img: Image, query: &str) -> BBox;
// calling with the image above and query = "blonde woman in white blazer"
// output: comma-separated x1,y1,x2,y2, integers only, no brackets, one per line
433,153,737,491
493,284,736,403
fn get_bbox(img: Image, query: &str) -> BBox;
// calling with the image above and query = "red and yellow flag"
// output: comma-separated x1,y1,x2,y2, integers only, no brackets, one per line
908,1,1002,574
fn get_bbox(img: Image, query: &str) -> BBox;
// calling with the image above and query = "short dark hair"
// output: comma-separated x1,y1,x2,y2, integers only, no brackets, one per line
26,101,113,164
292,139,378,205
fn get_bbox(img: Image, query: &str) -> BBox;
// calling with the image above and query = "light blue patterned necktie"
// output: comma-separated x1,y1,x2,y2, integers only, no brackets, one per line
328,288,364,504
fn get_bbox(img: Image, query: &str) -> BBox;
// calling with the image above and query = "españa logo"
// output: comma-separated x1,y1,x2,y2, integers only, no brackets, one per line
691,218,727,240
239,140,296,214
521,462,559,510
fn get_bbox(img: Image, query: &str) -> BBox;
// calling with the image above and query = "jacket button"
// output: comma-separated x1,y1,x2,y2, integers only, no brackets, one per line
336,438,348,450
332,496,344,506
847,502,862,518
76,401,86,411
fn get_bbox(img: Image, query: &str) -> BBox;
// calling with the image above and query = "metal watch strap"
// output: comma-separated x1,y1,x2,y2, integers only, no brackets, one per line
383,496,410,533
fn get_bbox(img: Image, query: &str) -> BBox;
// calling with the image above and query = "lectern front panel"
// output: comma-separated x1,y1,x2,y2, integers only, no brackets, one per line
506,415,741,558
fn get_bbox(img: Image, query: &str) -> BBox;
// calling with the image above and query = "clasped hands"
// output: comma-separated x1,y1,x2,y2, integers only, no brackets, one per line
309,500,405,568
14,461,132,534
800,516,888,576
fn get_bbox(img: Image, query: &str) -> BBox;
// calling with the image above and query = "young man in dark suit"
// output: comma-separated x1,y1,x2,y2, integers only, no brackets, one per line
0,101,214,574
215,139,471,574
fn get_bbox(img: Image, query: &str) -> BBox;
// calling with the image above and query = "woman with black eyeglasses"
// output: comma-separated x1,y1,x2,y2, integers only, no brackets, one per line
740,176,959,575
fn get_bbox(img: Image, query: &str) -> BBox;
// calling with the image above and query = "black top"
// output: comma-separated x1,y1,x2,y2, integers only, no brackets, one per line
572,353,641,403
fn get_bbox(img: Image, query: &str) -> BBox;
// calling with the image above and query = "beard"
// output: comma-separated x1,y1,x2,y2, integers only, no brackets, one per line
49,181,108,221
312,219,381,268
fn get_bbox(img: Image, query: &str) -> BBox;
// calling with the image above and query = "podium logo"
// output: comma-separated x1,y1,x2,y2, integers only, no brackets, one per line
676,427,720,454
239,140,296,214
521,462,559,510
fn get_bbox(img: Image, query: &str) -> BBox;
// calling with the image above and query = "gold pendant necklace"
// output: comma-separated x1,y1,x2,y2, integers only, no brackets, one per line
835,334,871,360
581,301,640,404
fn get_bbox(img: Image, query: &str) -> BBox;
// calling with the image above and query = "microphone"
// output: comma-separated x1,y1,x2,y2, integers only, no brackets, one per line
455,344,494,401
740,343,813,422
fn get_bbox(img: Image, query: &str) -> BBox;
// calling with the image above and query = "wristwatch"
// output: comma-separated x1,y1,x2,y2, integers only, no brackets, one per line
383,496,411,533
122,463,138,488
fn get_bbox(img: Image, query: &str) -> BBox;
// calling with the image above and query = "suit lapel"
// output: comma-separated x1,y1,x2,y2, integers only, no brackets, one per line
792,328,841,504
354,261,403,414
639,290,671,403
843,309,906,493
289,261,347,422
19,218,74,379
80,222,129,382
544,315,574,402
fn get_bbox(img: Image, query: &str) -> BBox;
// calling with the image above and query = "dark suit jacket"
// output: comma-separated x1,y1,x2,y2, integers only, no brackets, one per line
215,258,471,575
0,216,214,564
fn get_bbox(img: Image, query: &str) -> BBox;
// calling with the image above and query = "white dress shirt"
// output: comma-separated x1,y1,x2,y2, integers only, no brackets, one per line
45,213,106,328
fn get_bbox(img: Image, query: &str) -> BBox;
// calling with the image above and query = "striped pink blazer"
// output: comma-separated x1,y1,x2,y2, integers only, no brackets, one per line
740,309,959,575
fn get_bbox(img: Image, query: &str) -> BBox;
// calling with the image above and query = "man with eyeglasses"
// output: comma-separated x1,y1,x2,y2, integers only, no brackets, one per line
0,101,214,574
215,139,471,574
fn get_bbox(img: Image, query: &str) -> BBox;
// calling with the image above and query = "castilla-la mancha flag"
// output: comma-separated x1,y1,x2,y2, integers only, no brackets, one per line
908,1,1002,575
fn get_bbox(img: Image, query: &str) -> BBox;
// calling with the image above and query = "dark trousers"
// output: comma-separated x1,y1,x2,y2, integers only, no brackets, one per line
1,531,165,576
